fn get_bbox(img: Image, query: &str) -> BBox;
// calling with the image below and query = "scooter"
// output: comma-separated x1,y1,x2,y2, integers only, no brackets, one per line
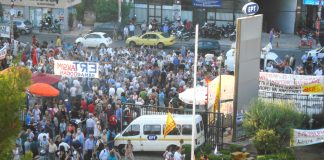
229,31,236,42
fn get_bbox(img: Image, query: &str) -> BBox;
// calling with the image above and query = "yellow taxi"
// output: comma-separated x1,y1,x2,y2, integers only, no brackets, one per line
126,32,176,49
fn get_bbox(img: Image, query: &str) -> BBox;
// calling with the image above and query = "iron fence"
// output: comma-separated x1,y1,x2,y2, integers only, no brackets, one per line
259,91,324,116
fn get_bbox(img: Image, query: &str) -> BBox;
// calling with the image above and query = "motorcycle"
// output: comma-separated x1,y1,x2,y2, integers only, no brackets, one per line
39,19,61,33
172,25,191,41
229,31,236,42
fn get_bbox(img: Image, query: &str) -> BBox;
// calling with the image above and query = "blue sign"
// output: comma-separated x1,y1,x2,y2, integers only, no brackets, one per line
147,135,158,141
242,2,259,16
192,0,222,8
304,0,324,5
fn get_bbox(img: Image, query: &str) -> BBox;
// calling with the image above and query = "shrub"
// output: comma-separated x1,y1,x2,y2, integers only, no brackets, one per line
201,143,213,155
208,154,231,160
228,144,243,152
243,100,308,145
21,151,33,160
182,144,192,160
253,129,279,154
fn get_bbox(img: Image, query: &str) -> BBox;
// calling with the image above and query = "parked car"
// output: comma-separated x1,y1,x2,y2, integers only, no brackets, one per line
75,32,112,48
188,40,221,56
225,43,283,72
126,32,176,49
13,19,33,34
91,22,123,39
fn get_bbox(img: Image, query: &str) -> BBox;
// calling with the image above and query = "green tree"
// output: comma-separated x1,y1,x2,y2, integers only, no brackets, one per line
243,100,308,145
95,0,117,22
75,2,85,22
0,67,31,159
95,0,132,23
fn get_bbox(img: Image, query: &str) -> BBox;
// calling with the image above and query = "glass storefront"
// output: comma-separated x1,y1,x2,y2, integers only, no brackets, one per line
29,7,64,27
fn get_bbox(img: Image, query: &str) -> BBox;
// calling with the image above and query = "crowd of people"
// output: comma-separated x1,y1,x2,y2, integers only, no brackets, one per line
265,52,324,76
0,30,221,160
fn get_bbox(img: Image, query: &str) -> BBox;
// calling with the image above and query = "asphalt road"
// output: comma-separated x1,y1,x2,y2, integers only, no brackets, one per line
17,32,306,66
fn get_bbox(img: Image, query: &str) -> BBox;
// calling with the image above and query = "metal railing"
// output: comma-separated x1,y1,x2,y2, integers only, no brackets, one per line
259,91,324,116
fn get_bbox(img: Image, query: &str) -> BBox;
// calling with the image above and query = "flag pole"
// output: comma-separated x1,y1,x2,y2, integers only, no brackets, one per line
191,24,199,160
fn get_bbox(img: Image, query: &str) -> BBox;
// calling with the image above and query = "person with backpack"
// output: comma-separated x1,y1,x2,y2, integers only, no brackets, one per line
99,144,110,160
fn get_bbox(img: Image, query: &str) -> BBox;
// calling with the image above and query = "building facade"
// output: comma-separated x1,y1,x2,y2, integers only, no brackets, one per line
131,0,306,34
1,0,81,31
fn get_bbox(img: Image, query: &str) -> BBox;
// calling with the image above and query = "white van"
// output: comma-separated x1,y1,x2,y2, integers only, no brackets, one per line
225,43,282,72
114,114,205,152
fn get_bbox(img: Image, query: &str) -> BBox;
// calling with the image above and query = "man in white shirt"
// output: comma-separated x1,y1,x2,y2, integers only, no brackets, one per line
123,26,129,40
86,114,96,137
129,23,135,36
109,86,116,97
99,145,110,160
70,86,77,98
173,146,183,160
314,66,323,76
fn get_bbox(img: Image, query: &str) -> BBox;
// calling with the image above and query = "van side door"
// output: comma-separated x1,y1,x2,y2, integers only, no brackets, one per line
142,124,162,151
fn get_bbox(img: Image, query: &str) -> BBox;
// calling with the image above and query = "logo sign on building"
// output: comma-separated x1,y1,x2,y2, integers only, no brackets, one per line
54,60,99,78
0,24,10,38
242,2,259,16
291,128,324,147
303,0,324,5
192,0,222,8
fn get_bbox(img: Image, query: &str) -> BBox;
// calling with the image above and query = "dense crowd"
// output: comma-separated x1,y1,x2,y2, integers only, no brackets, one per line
0,34,221,160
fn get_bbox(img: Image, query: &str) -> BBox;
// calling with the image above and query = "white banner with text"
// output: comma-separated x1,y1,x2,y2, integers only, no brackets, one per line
54,60,99,78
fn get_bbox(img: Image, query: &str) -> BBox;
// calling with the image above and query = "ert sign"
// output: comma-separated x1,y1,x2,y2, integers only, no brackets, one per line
242,2,259,16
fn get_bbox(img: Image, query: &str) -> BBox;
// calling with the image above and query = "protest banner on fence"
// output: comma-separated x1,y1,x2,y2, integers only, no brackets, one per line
0,45,7,60
259,72,324,95
291,128,324,147
54,60,99,78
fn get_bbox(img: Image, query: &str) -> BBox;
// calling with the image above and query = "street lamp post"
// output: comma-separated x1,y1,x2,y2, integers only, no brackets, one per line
9,1,15,46
118,0,122,23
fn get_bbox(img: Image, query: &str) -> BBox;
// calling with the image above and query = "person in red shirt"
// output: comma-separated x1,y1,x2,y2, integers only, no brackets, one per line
31,46,38,66
81,98,87,111
32,35,37,46
88,102,95,114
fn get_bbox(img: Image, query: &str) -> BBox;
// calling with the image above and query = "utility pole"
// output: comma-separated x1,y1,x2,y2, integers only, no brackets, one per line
9,1,15,44
118,0,122,23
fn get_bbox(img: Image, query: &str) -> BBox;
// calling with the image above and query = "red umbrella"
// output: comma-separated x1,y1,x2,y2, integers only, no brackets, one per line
31,73,61,84
28,83,59,97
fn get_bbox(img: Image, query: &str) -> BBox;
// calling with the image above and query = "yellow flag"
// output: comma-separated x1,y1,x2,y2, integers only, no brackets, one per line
164,112,176,137
214,78,221,112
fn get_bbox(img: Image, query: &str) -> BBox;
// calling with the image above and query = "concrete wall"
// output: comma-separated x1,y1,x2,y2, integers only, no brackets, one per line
260,0,297,33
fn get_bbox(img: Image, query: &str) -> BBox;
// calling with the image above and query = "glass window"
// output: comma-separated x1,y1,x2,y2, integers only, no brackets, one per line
144,125,161,135
85,34,94,39
182,124,192,135
15,21,22,25
92,34,101,39
122,124,140,136
24,20,32,25
142,34,150,39
163,124,181,135
151,34,158,39
103,33,110,38
161,33,170,38
196,123,200,134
